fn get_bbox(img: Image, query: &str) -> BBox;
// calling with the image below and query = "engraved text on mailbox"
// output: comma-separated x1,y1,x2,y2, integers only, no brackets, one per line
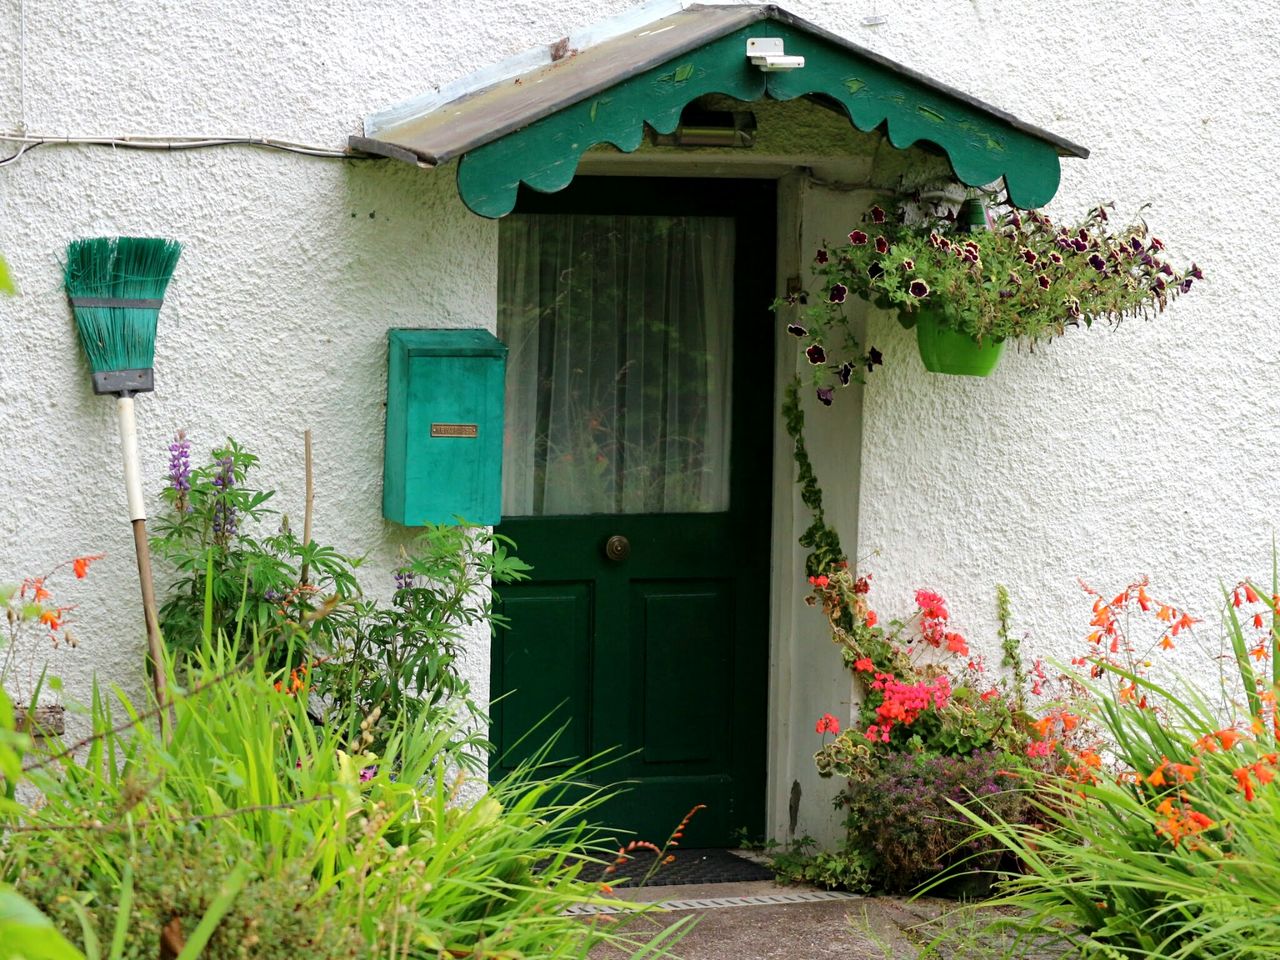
431,423,479,438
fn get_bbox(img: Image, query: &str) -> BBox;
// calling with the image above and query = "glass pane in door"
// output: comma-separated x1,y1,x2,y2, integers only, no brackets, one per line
498,214,735,517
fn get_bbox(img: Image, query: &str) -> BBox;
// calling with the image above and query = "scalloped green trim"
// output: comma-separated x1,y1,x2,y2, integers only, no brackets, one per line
457,23,1062,218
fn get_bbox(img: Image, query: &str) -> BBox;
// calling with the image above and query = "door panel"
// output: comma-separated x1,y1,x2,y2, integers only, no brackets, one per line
492,178,775,847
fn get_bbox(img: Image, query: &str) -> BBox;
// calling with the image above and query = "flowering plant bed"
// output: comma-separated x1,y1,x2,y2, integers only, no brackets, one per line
800,569,1069,894
785,199,1201,390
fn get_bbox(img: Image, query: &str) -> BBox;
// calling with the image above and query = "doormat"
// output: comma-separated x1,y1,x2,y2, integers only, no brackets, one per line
575,848,774,887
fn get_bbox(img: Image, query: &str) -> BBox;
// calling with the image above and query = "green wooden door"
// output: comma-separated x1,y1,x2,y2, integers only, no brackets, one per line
491,178,775,847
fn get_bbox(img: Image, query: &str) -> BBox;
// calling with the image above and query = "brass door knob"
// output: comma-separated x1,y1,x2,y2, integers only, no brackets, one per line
604,534,631,562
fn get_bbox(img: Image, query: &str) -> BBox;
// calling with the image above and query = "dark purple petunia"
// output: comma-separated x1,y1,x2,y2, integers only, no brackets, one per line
816,386,834,406
1159,262,1174,276
870,205,886,224
1037,273,1051,289
848,230,868,245
865,347,883,371
1150,236,1165,251
902,258,914,270
875,236,889,254
1154,276,1167,291
1020,248,1037,265
1130,236,1145,254
908,279,929,298
838,361,854,385
815,248,829,264
1189,263,1204,280
867,262,884,280
828,283,848,304
1179,278,1193,293
998,289,1014,299
806,343,827,365
1088,253,1107,271
1008,271,1023,286
1010,211,1023,229
787,323,808,338
1049,252,1064,264
1072,238,1089,252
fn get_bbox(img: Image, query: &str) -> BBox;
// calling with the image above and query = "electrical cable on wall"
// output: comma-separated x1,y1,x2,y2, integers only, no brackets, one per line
0,133,383,167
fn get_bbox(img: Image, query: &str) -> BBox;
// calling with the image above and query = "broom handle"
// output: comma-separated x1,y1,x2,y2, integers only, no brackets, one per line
117,396,168,708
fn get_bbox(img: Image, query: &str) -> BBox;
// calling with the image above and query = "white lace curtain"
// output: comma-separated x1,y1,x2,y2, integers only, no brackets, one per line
498,214,735,517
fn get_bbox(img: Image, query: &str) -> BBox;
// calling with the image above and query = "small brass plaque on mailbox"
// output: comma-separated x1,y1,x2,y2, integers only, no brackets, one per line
430,422,478,438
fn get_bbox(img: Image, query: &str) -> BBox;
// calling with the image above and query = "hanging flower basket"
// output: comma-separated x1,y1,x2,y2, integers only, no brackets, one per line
780,198,1201,404
913,307,1004,377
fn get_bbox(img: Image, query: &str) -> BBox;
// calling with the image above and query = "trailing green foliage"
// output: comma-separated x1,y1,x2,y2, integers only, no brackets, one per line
781,378,844,577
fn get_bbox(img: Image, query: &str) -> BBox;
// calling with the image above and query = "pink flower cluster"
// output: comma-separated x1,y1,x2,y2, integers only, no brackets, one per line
915,589,969,656
864,673,952,742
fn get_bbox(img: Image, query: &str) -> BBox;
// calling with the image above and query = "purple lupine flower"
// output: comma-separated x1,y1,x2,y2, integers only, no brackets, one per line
394,568,416,591
168,431,192,513
211,455,237,545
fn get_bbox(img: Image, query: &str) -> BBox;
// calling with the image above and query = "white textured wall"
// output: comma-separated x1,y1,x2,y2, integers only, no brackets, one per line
0,0,1270,839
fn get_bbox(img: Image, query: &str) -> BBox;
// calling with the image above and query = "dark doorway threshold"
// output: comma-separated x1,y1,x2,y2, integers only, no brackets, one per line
578,848,775,887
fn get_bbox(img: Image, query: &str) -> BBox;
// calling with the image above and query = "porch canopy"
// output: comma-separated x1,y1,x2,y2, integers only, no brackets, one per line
353,3,1088,219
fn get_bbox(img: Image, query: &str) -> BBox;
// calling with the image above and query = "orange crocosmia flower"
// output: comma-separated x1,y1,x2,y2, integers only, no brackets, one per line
1172,760,1199,782
1119,683,1137,703
1137,586,1151,612
1250,644,1267,662
1253,614,1265,630
1160,635,1175,650
1086,630,1102,645
1060,712,1080,732
1156,605,1174,623
1146,759,1169,787
1256,764,1276,786
72,554,105,579
1177,612,1198,631
38,609,62,631
1215,729,1244,750
1234,766,1256,802
1032,716,1054,739
1245,584,1260,604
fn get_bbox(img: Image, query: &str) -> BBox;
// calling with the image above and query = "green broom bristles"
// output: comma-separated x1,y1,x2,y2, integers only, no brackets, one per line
64,237,182,373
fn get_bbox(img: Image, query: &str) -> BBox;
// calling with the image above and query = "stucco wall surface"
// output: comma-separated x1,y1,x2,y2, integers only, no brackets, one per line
0,0,1273,841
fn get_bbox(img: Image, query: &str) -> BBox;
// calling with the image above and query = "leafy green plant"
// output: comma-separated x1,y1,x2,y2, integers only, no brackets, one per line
3,637,688,958
954,576,1280,958
769,836,874,893
152,435,529,752
783,198,1200,401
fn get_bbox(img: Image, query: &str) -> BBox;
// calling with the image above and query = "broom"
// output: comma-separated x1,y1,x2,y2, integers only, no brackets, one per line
65,237,182,708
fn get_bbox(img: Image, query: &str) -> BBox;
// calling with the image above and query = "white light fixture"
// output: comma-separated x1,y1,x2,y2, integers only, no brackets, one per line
746,37,805,72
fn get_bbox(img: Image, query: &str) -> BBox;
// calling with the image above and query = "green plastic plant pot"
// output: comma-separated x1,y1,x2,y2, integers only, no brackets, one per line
914,308,1004,377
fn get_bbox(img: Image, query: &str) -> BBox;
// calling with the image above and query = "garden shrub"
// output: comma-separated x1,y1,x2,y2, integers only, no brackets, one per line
840,749,1026,894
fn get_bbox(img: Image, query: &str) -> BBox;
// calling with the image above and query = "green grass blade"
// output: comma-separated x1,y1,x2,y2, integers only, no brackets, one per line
174,862,252,960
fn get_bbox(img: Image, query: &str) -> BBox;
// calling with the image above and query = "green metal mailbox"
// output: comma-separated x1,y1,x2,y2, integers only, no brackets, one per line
383,328,507,526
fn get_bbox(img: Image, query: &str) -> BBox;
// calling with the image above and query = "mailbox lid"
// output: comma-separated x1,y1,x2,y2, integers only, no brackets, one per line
390,327,508,359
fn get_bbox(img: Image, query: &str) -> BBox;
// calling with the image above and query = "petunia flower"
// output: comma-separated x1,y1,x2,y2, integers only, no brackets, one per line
806,343,827,365
908,279,929,298
848,230,868,245
828,283,848,304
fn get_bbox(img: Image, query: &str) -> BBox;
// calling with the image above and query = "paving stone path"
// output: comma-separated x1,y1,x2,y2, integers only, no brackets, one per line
588,880,1057,960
